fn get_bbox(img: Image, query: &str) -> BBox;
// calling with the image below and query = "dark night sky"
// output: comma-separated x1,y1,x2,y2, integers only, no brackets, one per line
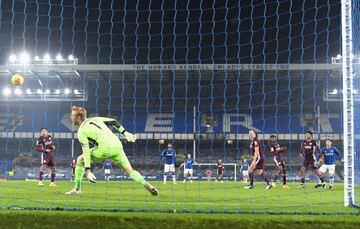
0,0,342,64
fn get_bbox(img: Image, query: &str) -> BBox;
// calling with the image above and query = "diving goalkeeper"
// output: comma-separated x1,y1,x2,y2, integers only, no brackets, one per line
65,106,158,196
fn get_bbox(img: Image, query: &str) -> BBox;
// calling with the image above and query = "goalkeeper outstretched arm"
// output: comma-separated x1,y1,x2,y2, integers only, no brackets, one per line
93,117,136,142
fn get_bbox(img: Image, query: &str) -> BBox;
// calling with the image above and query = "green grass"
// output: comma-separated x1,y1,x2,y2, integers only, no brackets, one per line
0,180,358,214
1,210,360,229
0,180,359,228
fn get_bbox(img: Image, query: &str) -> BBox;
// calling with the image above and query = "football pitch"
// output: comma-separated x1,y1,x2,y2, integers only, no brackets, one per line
0,180,358,214
1,180,360,228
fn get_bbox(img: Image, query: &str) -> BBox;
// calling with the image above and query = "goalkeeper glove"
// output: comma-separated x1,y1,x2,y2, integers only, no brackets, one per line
124,131,136,142
85,168,96,183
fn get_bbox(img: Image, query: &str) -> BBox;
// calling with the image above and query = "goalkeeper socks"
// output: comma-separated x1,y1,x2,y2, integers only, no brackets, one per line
75,164,85,190
319,176,324,183
329,176,334,186
282,175,286,185
249,172,254,185
51,173,55,182
129,170,146,185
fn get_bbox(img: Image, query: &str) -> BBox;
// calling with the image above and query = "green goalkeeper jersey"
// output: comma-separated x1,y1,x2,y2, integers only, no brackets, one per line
77,117,126,168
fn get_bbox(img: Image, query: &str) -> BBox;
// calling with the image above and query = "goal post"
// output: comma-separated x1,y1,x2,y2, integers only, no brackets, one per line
198,163,238,182
341,0,356,207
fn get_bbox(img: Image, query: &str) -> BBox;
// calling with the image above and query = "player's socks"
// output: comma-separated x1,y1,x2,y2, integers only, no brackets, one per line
319,176,324,184
129,170,146,185
273,174,278,183
74,163,85,190
329,176,334,186
51,173,55,182
249,172,254,186
260,172,269,184
163,175,167,184
282,175,286,185
39,171,44,181
300,176,305,184
172,175,176,184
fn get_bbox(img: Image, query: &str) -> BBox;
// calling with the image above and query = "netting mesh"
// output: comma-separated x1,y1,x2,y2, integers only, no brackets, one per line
0,0,357,214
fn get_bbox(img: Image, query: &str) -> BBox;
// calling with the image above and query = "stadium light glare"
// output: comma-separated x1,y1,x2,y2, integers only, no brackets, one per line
336,54,342,59
19,52,30,64
2,87,11,96
45,89,51,94
329,89,338,95
227,139,234,145
64,88,71,95
26,89,32,94
56,53,63,61
9,54,17,63
14,88,23,95
54,89,61,94
43,53,51,63
68,54,75,61
34,56,40,61
73,89,80,94
36,89,43,94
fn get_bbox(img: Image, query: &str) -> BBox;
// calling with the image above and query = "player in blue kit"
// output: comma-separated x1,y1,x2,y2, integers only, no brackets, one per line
102,160,112,181
180,154,198,183
317,139,343,190
159,143,177,184
240,158,249,183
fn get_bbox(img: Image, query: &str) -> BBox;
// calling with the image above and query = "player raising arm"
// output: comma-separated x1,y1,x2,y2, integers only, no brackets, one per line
318,139,343,190
66,106,158,196
179,154,198,183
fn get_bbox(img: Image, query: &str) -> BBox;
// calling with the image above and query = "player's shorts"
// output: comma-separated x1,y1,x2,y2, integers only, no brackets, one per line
104,169,111,174
184,168,193,176
42,155,55,167
319,164,335,174
251,159,264,170
302,157,317,170
164,164,175,173
90,142,131,170
242,171,249,177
